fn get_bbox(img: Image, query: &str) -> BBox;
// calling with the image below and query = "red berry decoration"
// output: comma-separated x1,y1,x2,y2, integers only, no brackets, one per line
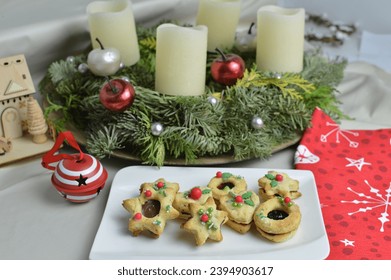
99,78,135,112
235,195,243,203
211,48,245,86
216,171,223,178
275,174,284,182
284,197,291,204
201,214,209,223
190,187,202,200
156,181,165,188
145,189,152,197
133,212,142,220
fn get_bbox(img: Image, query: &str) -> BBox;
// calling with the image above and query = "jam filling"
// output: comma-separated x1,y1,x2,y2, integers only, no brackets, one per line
142,199,161,218
217,182,235,190
267,209,288,220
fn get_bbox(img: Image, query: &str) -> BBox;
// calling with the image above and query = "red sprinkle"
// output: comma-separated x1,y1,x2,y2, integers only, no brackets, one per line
133,213,142,220
201,214,209,223
235,196,243,203
284,197,291,204
190,187,202,200
275,174,283,182
145,189,152,197
156,181,165,188
216,171,223,178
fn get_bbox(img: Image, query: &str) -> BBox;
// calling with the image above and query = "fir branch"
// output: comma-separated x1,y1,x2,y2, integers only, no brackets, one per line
38,22,348,166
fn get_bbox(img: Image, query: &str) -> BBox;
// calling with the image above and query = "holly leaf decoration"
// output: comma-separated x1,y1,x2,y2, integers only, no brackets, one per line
242,191,252,199
222,172,233,180
244,199,255,207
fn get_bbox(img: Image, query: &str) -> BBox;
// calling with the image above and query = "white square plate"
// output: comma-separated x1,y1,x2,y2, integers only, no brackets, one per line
89,166,329,259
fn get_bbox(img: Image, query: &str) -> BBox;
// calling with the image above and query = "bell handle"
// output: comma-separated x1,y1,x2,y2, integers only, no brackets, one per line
41,131,84,170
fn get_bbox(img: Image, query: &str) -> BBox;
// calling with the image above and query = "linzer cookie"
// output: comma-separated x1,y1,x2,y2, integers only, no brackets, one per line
253,196,301,242
207,171,247,201
122,178,180,238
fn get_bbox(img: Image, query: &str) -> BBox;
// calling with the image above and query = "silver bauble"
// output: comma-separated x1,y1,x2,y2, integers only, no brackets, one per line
151,122,164,136
78,63,89,74
207,96,218,106
121,76,131,83
251,116,264,129
66,56,75,64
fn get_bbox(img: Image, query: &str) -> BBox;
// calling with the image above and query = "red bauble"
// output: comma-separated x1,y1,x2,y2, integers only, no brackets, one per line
211,49,245,86
99,79,135,112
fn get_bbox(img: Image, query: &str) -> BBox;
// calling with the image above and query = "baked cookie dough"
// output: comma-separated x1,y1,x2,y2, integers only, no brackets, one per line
218,190,260,234
253,196,301,242
181,197,228,246
207,171,247,201
258,171,301,200
122,178,180,238
173,186,213,219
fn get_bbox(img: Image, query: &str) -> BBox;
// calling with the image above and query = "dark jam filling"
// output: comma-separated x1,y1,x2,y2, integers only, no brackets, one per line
267,210,288,220
217,182,235,190
142,199,161,218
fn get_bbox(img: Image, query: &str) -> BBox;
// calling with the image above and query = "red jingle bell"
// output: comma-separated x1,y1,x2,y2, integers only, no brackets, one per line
42,131,108,203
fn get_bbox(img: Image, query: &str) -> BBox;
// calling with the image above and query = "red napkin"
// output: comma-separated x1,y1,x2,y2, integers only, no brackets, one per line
294,108,391,260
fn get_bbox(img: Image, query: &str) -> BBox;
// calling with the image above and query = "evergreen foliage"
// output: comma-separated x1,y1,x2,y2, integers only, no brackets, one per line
39,24,347,166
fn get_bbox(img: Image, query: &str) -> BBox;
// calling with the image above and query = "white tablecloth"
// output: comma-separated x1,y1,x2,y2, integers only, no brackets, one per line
1,0,391,259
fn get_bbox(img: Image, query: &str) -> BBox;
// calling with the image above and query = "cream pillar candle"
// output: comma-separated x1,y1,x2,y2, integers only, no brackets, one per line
87,0,140,66
155,24,208,96
196,0,241,51
256,5,305,73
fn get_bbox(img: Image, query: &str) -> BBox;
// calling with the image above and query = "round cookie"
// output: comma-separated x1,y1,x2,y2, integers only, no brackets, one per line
207,171,247,201
258,171,301,200
218,190,260,234
173,186,213,219
255,227,298,243
253,196,301,235
122,178,180,238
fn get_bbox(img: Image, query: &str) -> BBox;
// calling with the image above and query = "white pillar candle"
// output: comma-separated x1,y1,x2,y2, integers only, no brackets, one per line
87,0,140,66
256,5,305,73
155,24,208,96
196,0,241,51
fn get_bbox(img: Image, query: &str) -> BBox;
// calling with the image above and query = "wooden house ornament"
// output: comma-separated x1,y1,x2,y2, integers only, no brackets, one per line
1,54,35,138
0,54,53,165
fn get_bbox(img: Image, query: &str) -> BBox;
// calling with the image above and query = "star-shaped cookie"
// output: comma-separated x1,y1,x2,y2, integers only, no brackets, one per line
181,197,228,246
122,178,180,238
258,171,301,200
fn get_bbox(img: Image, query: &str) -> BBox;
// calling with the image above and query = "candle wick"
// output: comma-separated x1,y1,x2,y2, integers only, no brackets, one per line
96,38,105,50
248,22,255,35
215,48,227,61
106,77,118,93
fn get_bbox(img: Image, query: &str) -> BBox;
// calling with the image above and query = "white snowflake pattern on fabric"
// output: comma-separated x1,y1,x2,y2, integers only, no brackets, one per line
340,239,355,247
294,145,320,164
341,180,391,232
345,157,372,171
320,122,359,148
